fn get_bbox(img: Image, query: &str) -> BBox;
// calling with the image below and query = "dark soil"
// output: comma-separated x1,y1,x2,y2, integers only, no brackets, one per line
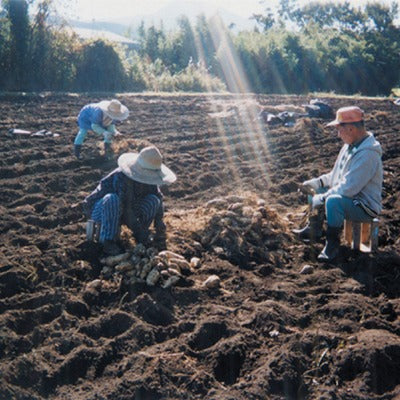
0,93,399,400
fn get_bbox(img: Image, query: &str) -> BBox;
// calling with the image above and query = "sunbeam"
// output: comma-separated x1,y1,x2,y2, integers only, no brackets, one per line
206,15,273,191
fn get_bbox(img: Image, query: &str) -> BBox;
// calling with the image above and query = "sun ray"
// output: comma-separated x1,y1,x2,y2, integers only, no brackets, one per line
207,15,273,190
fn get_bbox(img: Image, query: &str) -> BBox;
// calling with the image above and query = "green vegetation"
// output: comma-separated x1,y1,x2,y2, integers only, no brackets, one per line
0,0,399,95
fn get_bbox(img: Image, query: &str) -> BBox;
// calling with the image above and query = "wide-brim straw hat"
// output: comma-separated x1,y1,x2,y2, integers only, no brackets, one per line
98,99,129,120
327,106,364,127
118,146,177,186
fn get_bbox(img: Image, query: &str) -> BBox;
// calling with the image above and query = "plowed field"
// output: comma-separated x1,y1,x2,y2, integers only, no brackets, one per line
0,93,399,400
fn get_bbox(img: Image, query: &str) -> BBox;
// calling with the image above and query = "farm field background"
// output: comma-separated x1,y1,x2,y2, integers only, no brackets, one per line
0,93,399,399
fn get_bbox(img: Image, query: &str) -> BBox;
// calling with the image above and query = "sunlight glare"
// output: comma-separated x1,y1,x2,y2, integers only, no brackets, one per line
206,15,273,189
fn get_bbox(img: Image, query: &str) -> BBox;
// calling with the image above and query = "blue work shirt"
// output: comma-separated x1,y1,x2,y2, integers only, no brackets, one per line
77,103,115,130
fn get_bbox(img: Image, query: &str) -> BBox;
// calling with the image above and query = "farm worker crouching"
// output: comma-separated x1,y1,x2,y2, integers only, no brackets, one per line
83,145,176,255
74,99,129,159
293,106,383,262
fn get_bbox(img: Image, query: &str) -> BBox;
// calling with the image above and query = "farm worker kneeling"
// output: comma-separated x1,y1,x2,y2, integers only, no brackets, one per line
83,146,177,255
74,99,129,159
293,106,383,262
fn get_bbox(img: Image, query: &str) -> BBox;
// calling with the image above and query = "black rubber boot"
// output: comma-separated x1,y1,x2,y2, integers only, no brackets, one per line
74,144,82,159
318,226,342,262
154,220,166,236
154,221,167,250
293,211,324,242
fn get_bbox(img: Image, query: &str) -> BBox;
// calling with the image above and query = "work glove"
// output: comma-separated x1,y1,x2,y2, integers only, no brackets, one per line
302,177,322,192
311,194,325,209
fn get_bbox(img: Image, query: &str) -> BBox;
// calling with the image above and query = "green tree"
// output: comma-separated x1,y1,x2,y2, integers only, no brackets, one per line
291,1,365,32
252,7,275,32
250,0,400,95
75,40,127,91
361,2,400,94
176,16,197,68
364,1,398,33
140,24,166,62
194,14,216,71
30,0,51,90
47,29,80,90
4,0,30,89
0,6,11,89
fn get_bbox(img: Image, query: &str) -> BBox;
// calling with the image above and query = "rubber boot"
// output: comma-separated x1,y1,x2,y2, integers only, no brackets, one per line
293,210,324,242
154,220,167,250
74,144,82,160
318,226,342,262
104,142,113,159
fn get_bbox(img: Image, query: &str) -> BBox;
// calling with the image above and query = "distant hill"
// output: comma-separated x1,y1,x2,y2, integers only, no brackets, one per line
67,19,131,37
68,0,257,41
66,26,139,49
115,0,258,31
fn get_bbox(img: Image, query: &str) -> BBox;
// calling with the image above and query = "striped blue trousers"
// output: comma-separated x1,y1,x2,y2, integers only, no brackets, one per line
91,193,162,243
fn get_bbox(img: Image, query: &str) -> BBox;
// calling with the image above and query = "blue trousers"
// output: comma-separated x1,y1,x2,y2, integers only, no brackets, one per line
325,194,373,228
74,128,113,145
91,193,162,243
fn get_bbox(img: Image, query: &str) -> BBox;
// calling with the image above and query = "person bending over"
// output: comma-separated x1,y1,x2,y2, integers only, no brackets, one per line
74,99,129,159
83,146,176,255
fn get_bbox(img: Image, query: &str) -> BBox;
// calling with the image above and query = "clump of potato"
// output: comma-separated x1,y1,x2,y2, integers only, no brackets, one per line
100,246,192,288
198,193,291,265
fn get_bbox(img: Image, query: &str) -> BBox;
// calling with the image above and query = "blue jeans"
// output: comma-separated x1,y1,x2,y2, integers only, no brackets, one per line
74,128,112,145
325,194,373,228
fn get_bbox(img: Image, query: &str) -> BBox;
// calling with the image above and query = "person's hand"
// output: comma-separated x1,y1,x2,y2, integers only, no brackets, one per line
302,178,321,191
311,194,325,209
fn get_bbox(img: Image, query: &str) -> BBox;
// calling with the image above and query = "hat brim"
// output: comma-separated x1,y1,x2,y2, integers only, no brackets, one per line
98,101,129,121
118,152,176,186
326,119,340,127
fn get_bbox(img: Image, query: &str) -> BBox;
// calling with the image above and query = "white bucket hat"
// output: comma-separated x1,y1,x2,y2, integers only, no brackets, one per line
98,99,129,120
118,146,177,186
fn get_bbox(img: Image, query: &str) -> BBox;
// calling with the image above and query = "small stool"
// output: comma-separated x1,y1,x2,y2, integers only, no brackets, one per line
344,218,379,252
86,219,100,242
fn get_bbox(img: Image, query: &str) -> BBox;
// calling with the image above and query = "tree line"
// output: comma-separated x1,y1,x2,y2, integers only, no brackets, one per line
0,0,399,95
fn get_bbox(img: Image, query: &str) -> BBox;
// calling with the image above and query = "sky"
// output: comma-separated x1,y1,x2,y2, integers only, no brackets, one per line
64,0,263,20
60,0,385,22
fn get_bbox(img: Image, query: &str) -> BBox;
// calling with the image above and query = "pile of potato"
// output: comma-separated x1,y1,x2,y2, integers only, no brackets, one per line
100,245,195,288
197,194,290,265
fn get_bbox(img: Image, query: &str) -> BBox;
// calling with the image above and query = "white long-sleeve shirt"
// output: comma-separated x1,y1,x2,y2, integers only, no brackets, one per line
318,132,383,215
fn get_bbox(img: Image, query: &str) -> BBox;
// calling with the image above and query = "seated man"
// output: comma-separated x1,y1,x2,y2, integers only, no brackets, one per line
83,146,177,255
294,106,383,261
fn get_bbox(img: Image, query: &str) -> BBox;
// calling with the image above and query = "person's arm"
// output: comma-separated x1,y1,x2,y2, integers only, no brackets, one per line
318,171,333,188
82,170,118,216
108,124,117,133
324,150,380,198
91,123,107,134
90,108,109,134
